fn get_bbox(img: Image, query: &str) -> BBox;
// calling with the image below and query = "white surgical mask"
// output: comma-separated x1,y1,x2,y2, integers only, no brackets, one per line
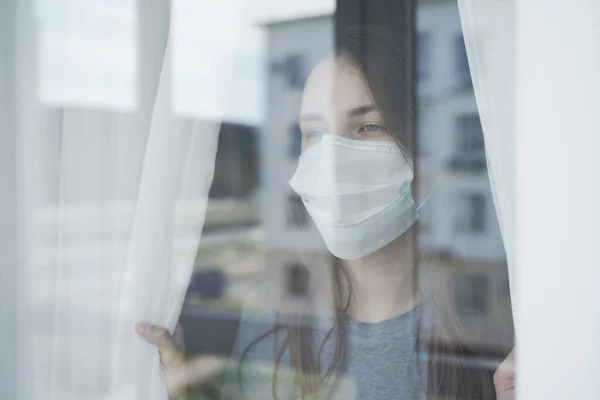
289,134,419,260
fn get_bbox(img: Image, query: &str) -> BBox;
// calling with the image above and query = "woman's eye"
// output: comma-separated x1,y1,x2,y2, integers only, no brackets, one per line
358,123,387,134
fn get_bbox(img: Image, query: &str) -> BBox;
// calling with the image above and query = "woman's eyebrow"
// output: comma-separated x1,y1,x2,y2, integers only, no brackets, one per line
346,104,377,117
299,105,377,122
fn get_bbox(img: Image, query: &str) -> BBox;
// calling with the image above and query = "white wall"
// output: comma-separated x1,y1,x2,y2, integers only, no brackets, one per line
516,2,600,398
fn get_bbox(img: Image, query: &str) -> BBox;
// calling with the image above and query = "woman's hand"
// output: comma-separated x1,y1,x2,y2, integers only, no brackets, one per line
135,322,187,399
494,349,515,400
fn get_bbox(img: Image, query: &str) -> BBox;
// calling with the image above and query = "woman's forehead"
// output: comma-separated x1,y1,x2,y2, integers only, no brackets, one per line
300,58,374,118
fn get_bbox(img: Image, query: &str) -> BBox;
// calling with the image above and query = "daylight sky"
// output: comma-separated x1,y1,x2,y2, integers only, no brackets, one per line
36,0,334,124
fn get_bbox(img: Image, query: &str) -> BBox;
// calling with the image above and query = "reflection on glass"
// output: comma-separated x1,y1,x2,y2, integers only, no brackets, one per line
179,2,513,399
10,0,515,398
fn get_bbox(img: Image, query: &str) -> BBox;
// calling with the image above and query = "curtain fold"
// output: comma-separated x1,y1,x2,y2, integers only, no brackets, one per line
457,0,516,310
8,1,234,398
459,1,600,398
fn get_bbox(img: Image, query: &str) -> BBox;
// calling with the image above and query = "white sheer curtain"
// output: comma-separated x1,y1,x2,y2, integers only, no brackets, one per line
457,0,516,306
459,1,600,398
2,1,239,399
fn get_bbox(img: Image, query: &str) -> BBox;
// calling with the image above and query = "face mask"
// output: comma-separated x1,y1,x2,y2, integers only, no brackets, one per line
289,134,419,260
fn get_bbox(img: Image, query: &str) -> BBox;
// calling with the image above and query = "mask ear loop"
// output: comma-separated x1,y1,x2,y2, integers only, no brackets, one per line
416,181,439,212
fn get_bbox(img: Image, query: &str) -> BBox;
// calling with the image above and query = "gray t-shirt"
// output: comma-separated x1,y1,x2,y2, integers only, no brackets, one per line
221,302,429,400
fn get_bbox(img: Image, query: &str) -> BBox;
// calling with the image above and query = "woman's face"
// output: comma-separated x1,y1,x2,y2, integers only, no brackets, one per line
290,57,418,261
298,58,395,152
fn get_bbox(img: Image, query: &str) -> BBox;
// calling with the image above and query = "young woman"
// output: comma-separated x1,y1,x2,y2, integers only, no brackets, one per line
136,29,515,400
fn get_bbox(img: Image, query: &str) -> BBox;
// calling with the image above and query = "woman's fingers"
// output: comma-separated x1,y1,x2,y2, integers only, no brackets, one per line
494,349,515,400
135,322,189,399
135,322,185,369
172,323,185,351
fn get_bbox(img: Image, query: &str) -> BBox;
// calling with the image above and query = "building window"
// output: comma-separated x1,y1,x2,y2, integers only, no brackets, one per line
417,33,431,97
417,110,431,157
271,54,308,90
289,123,302,158
456,192,487,234
450,114,486,170
286,194,309,228
285,54,308,89
209,123,258,199
454,34,472,88
454,273,489,316
285,263,310,297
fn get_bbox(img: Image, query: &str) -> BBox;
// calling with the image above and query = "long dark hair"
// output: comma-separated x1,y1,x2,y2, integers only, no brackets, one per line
239,28,508,400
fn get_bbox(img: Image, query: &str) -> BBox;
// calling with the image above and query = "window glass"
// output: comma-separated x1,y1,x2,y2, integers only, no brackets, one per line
288,123,303,157
417,33,431,97
456,192,487,234
454,34,472,88
22,1,515,398
417,2,511,396
455,273,489,316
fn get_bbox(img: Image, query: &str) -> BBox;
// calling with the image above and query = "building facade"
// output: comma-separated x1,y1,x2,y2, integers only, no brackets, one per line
261,3,506,263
